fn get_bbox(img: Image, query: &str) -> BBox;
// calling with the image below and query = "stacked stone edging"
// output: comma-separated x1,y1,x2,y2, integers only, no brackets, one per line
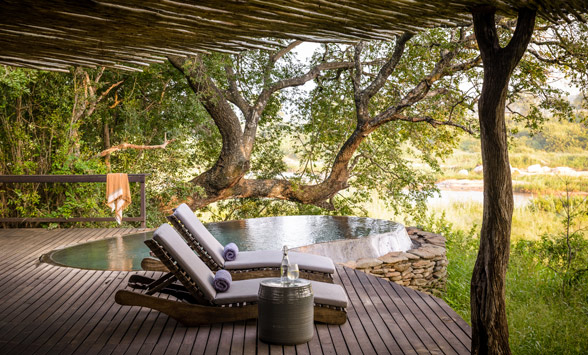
340,227,447,295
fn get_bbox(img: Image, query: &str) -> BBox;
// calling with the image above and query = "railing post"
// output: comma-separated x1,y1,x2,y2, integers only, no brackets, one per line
140,179,146,228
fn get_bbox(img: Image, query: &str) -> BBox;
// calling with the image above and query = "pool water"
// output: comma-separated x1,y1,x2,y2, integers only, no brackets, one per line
46,215,403,271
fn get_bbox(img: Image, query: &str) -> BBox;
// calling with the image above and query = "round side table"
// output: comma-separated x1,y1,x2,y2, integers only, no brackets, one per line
258,278,314,345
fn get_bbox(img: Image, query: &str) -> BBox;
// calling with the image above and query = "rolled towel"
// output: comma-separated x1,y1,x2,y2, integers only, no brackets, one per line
223,242,239,261
213,270,232,292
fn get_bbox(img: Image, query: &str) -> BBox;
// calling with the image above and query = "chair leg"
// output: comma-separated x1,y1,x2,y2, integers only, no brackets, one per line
314,306,347,325
140,257,169,272
144,272,177,295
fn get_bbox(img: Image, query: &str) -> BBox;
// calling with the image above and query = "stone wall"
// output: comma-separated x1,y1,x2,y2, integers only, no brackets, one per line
340,227,447,295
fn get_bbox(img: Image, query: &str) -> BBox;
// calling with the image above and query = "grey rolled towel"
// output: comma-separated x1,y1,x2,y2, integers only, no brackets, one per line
213,269,232,292
223,242,239,261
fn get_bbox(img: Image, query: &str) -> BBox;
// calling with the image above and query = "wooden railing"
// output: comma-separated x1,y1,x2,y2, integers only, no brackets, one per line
0,174,147,228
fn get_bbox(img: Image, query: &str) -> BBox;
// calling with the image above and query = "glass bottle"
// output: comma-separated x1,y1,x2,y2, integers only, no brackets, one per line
280,245,289,284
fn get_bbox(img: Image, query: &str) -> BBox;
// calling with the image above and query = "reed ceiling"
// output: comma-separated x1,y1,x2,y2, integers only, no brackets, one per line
0,0,586,71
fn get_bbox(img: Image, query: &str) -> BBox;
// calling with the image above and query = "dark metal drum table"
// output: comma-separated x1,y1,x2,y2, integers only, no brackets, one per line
258,278,314,345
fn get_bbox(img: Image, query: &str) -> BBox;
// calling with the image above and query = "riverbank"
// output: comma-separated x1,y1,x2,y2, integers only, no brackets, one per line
438,174,588,196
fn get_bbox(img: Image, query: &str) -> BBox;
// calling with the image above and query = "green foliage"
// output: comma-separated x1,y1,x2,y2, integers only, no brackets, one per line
507,242,588,354
535,230,588,288
432,211,588,354
514,120,588,153
0,63,212,227
413,211,479,320
525,190,588,291
515,176,588,195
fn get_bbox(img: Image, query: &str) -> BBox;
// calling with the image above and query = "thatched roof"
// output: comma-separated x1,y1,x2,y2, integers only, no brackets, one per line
1,0,587,71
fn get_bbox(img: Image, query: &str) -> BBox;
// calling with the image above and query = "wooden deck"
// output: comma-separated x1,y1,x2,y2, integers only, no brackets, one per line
0,228,471,354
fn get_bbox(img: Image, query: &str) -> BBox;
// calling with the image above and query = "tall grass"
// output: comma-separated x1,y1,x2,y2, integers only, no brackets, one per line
364,195,588,353
410,201,588,354
441,225,588,354
513,175,588,195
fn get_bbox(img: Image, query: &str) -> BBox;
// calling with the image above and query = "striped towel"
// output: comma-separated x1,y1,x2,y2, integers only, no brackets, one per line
106,173,131,224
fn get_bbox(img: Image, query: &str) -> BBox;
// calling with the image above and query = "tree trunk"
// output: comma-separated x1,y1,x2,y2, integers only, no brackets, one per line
470,7,535,355
167,55,251,194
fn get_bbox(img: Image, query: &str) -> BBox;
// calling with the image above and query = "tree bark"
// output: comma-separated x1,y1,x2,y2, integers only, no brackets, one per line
470,7,535,355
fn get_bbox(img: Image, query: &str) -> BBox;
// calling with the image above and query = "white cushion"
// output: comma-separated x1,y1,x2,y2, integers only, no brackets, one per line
311,281,348,308
152,223,217,301
213,278,348,308
173,204,225,267
224,250,335,274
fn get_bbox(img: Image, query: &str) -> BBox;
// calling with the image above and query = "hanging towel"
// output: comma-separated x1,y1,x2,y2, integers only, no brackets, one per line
106,173,132,224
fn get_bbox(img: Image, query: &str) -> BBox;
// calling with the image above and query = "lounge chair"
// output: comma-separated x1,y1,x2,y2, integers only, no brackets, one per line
158,203,336,282
116,224,348,326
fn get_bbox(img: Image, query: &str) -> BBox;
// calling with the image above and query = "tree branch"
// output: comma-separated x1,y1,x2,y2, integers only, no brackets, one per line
472,6,501,59
224,65,252,115
271,40,303,64
504,8,537,62
372,43,465,126
262,40,304,88
266,60,356,96
98,136,175,157
362,32,413,99
389,114,475,134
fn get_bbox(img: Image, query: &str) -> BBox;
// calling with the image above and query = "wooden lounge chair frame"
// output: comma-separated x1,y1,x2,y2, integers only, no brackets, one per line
117,238,347,326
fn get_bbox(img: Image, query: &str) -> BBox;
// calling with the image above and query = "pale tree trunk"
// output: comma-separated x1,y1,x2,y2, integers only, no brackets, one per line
470,6,535,355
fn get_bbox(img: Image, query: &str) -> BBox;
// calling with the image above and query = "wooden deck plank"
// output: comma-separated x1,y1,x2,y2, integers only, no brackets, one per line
191,324,211,354
0,227,88,294
325,269,358,355
0,229,471,354
119,306,161,354
176,326,199,355
0,228,121,303
146,317,178,355
21,270,115,355
348,268,405,354
242,319,258,355
429,294,472,337
305,324,322,354
218,323,235,355
48,273,130,355
377,277,451,354
79,289,137,354
283,344,296,355
392,283,460,354
0,268,93,348
336,266,379,354
229,321,246,355
342,267,392,354
203,322,223,354
362,271,421,354
294,340,310,355
316,324,336,354
269,343,283,354
354,269,418,354
163,323,188,355
415,291,471,352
